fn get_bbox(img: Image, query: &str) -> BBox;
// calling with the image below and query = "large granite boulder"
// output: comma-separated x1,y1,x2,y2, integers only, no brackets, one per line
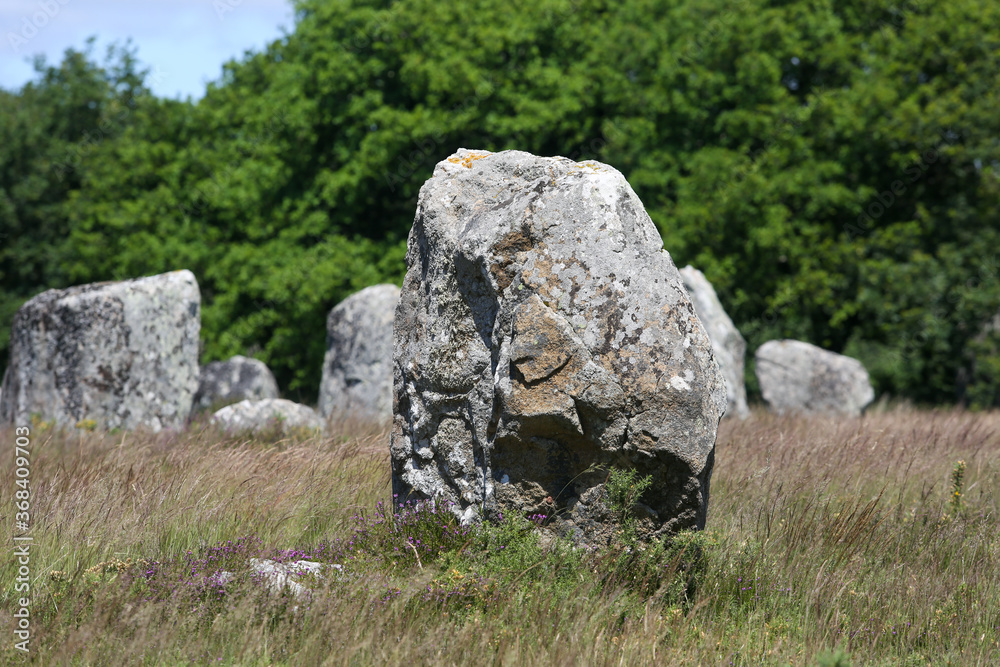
0,270,200,432
193,355,279,413
755,340,874,416
679,266,749,419
211,398,323,435
391,149,727,543
318,284,399,425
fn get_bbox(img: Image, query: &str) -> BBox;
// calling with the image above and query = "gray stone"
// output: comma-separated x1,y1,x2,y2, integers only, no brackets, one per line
755,339,874,416
211,398,323,435
248,558,341,597
0,270,200,432
211,559,344,600
193,355,279,412
319,284,399,425
391,149,727,543
679,266,749,419
208,570,236,586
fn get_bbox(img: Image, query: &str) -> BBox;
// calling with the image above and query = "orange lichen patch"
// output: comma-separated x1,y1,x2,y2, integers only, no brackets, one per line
568,161,606,174
489,229,535,290
447,152,491,168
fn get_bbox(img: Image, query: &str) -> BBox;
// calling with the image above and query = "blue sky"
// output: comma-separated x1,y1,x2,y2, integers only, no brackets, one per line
0,0,295,100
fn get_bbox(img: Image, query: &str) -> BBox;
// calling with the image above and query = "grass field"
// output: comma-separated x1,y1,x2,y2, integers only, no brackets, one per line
2,407,999,665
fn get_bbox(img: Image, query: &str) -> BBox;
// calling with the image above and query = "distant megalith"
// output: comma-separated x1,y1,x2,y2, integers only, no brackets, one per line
0,270,200,432
755,340,874,416
680,266,749,419
391,149,727,543
193,355,279,413
211,398,323,435
319,284,399,425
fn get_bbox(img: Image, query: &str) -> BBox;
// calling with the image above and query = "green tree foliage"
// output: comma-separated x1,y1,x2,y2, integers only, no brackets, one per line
0,40,148,364
1,0,998,405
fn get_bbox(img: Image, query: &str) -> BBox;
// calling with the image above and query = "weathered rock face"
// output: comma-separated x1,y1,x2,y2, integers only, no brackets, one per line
391,149,727,542
211,398,323,435
680,266,749,419
0,270,200,432
319,284,399,424
193,355,280,413
755,340,874,416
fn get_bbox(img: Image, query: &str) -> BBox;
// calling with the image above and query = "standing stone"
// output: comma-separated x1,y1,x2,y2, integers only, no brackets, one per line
0,270,200,432
680,266,749,419
211,398,324,435
391,149,727,543
755,339,874,416
319,284,399,425
192,355,280,413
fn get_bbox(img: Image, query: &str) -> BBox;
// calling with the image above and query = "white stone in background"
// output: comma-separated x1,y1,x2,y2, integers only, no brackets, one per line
0,270,200,432
755,339,875,416
193,355,280,412
680,265,749,419
211,398,324,434
319,284,399,425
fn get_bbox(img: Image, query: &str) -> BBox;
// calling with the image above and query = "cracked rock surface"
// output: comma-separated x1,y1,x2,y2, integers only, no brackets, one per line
680,266,749,419
0,270,200,432
391,149,727,544
755,339,874,416
319,284,399,425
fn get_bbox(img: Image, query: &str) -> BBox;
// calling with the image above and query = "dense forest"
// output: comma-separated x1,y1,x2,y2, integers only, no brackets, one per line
1,0,999,406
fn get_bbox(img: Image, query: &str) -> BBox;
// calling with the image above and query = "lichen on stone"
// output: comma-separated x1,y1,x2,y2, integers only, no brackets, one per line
391,149,726,546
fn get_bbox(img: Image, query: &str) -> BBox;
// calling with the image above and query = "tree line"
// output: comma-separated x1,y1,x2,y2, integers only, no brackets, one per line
2,0,999,406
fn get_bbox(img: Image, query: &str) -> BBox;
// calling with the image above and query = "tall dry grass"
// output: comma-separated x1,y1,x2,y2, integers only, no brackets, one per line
0,408,998,665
